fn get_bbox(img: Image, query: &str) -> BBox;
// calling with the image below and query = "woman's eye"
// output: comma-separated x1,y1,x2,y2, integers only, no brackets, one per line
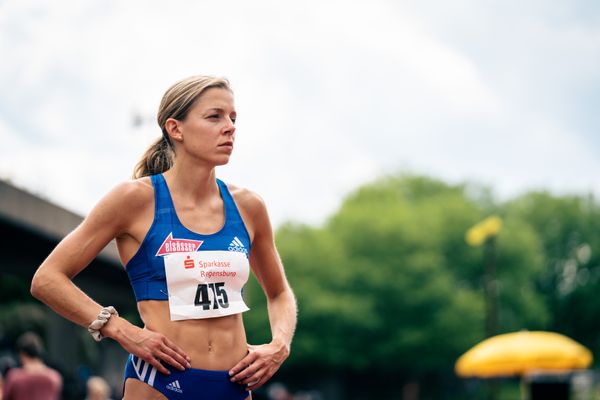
208,115,219,119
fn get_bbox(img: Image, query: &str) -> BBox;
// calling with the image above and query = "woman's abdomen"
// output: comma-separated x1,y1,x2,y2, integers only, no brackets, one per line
138,300,248,370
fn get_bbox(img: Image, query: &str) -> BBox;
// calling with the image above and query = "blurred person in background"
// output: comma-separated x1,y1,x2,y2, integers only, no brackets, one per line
267,382,292,400
2,332,62,400
0,355,17,400
292,392,322,400
85,376,112,400
31,75,297,399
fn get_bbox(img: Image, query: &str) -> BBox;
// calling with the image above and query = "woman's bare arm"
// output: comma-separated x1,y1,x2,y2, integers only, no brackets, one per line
31,182,132,325
30,181,191,374
228,191,297,391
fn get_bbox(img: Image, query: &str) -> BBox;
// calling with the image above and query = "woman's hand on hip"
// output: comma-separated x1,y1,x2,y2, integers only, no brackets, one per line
104,317,191,375
228,341,290,391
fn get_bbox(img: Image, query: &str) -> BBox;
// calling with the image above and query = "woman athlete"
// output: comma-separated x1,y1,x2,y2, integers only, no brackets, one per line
31,76,297,399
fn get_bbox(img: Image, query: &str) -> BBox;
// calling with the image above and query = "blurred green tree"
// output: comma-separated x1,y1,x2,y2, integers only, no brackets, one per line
503,192,600,357
244,174,550,397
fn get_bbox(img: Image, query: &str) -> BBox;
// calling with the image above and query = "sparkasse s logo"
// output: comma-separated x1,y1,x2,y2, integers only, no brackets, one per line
184,255,195,269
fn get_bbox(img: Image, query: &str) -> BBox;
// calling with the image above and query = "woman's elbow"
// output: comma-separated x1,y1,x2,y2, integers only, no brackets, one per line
269,285,295,303
30,267,54,300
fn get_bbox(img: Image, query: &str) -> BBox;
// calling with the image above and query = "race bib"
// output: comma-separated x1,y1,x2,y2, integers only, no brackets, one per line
163,251,250,321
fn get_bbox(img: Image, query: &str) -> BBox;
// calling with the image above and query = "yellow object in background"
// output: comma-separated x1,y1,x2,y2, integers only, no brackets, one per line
466,216,503,247
455,331,593,378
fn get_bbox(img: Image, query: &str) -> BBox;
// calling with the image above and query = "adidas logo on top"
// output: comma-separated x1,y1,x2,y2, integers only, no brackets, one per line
166,380,183,393
228,236,248,255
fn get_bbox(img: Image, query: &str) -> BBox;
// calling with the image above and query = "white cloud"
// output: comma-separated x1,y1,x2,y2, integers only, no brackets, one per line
0,0,598,226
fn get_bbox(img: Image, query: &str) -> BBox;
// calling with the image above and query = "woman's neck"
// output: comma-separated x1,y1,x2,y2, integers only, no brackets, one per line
163,161,219,203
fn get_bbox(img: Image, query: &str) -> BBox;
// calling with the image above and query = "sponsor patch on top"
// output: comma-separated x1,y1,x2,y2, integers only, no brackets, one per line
156,233,203,256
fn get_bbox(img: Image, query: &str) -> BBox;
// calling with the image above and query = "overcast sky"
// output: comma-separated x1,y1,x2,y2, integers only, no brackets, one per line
1,0,599,227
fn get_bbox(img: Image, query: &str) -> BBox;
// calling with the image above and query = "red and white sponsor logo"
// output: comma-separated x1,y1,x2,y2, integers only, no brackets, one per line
156,233,203,256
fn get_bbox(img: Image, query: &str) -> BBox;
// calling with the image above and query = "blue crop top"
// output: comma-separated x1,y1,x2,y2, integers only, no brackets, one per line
124,174,251,302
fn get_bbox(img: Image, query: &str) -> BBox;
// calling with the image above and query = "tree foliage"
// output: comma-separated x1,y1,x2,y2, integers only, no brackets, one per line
504,192,600,356
245,174,557,388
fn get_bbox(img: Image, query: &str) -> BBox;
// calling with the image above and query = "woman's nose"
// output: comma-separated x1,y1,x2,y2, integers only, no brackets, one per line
224,118,236,134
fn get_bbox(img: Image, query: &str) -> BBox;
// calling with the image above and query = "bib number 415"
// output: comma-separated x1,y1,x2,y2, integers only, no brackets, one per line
194,282,229,310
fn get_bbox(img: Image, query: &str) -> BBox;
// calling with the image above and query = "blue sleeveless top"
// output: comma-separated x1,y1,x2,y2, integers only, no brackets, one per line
125,174,251,302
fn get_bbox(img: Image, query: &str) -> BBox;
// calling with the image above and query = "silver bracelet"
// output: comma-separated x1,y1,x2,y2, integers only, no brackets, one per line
87,306,118,342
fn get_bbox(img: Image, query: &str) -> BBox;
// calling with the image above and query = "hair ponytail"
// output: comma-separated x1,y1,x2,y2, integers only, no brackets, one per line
132,75,231,180
132,136,174,179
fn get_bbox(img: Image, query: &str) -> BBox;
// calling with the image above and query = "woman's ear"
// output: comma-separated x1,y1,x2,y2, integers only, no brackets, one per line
165,118,183,142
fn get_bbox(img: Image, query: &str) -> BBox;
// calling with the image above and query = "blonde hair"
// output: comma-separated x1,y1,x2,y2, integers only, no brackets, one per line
133,75,232,179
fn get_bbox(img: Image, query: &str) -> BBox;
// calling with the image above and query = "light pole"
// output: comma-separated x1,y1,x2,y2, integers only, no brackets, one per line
466,216,503,400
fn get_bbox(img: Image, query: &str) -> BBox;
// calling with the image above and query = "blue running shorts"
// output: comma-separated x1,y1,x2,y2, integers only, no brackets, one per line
123,354,249,399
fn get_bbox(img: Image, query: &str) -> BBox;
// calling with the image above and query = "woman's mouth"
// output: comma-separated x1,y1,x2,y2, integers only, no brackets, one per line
218,141,234,150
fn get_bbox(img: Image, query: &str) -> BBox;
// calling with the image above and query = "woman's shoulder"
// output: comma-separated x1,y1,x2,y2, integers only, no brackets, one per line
117,176,153,200
104,176,154,206
224,182,271,240
224,182,278,245
84,177,155,233
225,182,266,216
90,176,154,218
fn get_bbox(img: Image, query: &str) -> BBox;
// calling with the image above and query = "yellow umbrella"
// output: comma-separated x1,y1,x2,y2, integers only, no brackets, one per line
456,331,593,378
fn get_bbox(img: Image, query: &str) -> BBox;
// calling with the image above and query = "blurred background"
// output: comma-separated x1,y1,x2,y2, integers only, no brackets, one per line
0,0,599,399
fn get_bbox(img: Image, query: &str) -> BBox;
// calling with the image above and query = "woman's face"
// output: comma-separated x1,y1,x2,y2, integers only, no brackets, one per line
169,87,237,166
